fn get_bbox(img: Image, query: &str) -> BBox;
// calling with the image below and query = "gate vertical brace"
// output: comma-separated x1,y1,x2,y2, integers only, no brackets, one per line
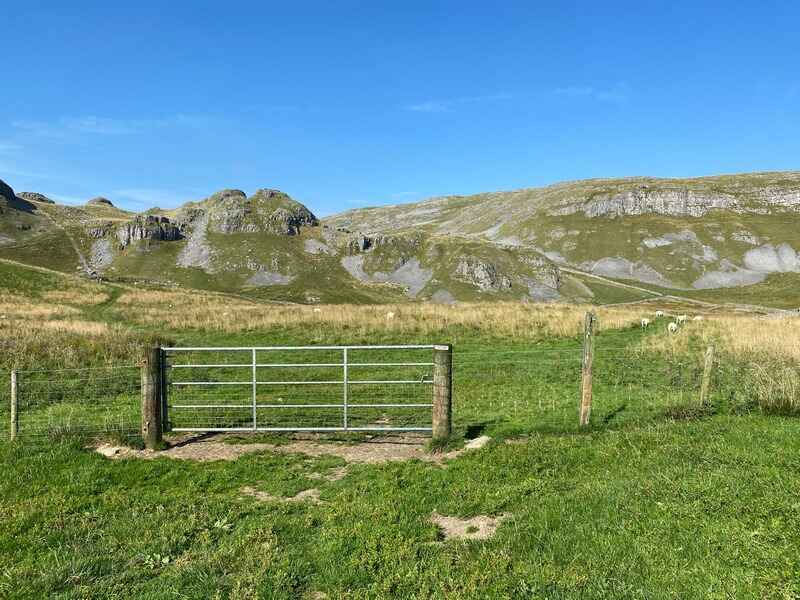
160,348,170,432
343,348,349,430
251,348,257,431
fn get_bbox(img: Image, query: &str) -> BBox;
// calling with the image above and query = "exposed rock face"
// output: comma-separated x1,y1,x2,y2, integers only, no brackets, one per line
550,188,741,218
581,257,674,287
116,215,181,248
743,243,800,273
0,179,15,203
454,257,512,291
17,192,55,204
88,197,115,207
340,255,432,297
177,212,214,272
203,188,318,235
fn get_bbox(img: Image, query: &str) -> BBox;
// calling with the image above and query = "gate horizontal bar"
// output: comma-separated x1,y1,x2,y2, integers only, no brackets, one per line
168,362,435,369
171,427,433,432
169,402,433,409
163,345,435,351
171,380,432,386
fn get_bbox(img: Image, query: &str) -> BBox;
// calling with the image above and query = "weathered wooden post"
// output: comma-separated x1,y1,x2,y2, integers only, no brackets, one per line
10,370,18,441
432,344,452,441
141,346,163,449
579,312,596,428
699,344,715,406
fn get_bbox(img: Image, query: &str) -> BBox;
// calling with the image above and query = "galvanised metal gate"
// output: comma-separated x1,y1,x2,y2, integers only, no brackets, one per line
162,345,437,432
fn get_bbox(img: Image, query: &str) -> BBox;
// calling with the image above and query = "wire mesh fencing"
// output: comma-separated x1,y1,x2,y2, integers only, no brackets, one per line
8,366,141,442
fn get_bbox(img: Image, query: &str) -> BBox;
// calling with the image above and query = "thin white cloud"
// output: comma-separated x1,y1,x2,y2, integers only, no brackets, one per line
113,188,190,209
404,93,512,113
390,191,419,200
552,84,631,104
45,193,89,205
12,114,214,138
0,141,22,153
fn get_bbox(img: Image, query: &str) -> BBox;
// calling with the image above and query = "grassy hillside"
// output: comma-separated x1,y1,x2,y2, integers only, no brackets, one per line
1,257,800,597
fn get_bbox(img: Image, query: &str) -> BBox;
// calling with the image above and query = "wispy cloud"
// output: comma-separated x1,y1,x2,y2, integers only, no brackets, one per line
389,191,419,200
0,140,22,153
404,93,512,113
12,114,214,139
113,188,191,209
552,84,631,104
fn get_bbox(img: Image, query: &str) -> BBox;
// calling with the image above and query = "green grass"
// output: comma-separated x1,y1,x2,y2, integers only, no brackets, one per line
2,416,799,598
1,259,799,597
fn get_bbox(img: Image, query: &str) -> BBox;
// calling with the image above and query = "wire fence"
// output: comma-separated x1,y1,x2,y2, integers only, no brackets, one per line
2,341,796,444
8,366,140,442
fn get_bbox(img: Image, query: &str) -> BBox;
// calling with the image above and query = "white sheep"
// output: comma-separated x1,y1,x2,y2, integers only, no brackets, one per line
668,322,679,334
655,310,665,318
386,311,395,320
692,315,703,321
677,315,688,324
313,307,322,313
641,318,650,329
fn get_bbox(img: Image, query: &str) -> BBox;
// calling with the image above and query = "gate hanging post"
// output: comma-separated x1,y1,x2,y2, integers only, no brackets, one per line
432,344,452,441
579,312,596,428
10,370,18,441
141,346,164,449
699,344,715,406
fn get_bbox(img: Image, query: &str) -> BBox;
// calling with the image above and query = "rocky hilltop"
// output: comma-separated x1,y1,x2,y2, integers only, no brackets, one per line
1,171,799,304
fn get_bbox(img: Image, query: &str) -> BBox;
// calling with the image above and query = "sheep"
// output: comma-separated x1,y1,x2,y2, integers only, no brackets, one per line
677,315,688,324
313,307,322,313
667,322,679,334
692,315,704,321
641,318,650,329
655,310,665,318
386,311,395,320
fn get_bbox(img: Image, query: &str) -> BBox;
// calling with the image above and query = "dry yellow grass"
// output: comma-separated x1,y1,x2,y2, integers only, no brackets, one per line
114,289,641,339
645,315,800,363
0,293,81,319
41,289,110,305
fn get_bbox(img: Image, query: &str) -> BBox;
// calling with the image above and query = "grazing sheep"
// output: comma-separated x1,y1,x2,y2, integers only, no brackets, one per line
313,307,322,313
668,322,679,334
655,310,665,318
692,315,703,321
641,318,650,329
677,315,688,324
386,311,395,320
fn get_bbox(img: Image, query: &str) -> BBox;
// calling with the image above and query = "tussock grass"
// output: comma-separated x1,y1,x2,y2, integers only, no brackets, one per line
114,289,640,339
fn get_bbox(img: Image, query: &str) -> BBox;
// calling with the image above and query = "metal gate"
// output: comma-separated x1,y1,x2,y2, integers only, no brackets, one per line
162,345,436,432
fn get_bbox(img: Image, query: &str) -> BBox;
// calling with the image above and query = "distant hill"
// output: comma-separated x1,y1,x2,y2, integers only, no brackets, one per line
1,171,799,305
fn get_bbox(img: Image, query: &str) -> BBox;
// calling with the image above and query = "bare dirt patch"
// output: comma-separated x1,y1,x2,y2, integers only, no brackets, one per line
94,432,493,465
240,486,321,504
430,511,509,541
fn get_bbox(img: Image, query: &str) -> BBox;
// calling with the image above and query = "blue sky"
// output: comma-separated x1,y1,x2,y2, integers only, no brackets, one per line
2,1,798,215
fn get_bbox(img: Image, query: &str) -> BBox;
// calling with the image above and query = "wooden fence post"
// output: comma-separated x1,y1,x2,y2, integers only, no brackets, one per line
699,344,715,406
10,370,18,441
432,344,452,441
579,312,596,428
141,346,163,449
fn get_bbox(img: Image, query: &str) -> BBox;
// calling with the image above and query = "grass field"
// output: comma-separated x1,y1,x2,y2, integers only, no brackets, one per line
1,259,799,598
